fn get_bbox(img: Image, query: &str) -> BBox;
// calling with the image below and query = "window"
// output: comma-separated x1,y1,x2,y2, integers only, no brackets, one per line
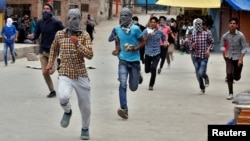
69,4,78,9
81,4,89,12
53,1,61,16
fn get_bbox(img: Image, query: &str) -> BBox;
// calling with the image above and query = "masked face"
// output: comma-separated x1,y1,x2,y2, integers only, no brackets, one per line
42,11,53,20
67,9,81,32
194,18,202,32
159,21,166,26
132,20,138,25
120,8,132,28
6,18,13,27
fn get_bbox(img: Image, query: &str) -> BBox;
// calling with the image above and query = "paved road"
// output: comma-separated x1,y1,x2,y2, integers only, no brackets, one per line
0,14,250,141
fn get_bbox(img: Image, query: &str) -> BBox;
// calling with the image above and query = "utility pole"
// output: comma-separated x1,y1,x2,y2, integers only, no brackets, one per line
108,0,113,20
116,0,119,16
146,0,148,14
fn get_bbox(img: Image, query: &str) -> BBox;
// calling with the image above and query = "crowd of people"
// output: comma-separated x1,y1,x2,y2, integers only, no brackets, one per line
1,4,248,140
108,8,247,121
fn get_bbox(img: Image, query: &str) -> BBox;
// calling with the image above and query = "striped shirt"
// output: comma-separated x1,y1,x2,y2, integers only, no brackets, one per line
48,29,93,79
191,31,214,59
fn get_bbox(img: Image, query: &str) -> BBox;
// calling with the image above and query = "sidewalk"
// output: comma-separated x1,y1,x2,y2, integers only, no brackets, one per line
0,43,39,62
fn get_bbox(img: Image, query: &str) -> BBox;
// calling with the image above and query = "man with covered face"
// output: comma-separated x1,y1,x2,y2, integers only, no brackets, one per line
190,18,214,95
111,7,145,119
46,8,93,140
27,3,64,98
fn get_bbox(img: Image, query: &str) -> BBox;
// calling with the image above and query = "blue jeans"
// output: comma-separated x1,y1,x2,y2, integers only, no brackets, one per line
3,42,15,65
118,60,140,109
193,57,208,90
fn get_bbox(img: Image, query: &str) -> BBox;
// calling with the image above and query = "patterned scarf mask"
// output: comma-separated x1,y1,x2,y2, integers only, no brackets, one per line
194,18,203,33
120,7,133,34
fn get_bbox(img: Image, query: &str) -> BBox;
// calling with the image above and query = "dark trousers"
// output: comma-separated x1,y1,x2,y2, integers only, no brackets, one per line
144,54,161,87
139,47,145,64
159,46,167,69
225,57,243,94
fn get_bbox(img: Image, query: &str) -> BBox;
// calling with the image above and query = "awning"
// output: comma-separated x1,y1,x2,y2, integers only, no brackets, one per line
137,0,157,5
0,0,6,11
225,0,250,11
156,0,221,8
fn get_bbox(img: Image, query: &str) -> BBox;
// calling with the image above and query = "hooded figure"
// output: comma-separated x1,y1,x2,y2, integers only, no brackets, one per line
6,18,13,27
120,7,133,33
67,8,82,33
193,18,203,33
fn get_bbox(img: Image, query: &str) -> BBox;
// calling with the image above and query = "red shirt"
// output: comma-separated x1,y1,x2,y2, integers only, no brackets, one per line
158,25,172,45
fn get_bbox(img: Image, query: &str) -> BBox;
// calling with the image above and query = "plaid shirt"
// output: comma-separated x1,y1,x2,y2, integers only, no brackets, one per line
191,31,214,59
48,29,93,79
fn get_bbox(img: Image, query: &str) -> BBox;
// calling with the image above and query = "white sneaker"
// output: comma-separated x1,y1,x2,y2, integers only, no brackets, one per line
199,89,205,95
226,94,233,100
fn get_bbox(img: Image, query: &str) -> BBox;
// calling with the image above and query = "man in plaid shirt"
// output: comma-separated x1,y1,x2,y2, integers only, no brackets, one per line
46,8,93,140
191,18,214,95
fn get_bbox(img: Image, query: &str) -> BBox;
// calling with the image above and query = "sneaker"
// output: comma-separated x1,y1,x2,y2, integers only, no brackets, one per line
199,89,205,95
81,128,90,140
60,110,72,128
47,91,56,98
139,73,143,84
148,86,153,90
157,68,161,74
205,77,209,87
117,108,128,119
226,94,233,100
10,61,15,64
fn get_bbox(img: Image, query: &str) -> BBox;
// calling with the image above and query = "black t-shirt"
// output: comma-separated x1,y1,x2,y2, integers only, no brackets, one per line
168,26,177,44
86,19,94,33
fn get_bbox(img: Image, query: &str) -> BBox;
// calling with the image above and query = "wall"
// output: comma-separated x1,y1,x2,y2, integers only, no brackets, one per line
220,2,250,43
0,12,4,28
6,0,103,26
240,11,250,43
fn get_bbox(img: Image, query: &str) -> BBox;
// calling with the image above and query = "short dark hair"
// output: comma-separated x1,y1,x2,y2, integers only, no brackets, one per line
229,17,238,24
150,16,159,22
159,16,166,21
132,16,139,21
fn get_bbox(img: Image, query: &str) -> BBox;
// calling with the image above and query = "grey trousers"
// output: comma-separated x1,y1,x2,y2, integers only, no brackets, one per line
58,76,91,129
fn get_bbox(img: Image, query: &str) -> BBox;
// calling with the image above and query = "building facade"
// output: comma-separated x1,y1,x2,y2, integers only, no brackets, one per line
5,0,111,26
220,1,250,43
